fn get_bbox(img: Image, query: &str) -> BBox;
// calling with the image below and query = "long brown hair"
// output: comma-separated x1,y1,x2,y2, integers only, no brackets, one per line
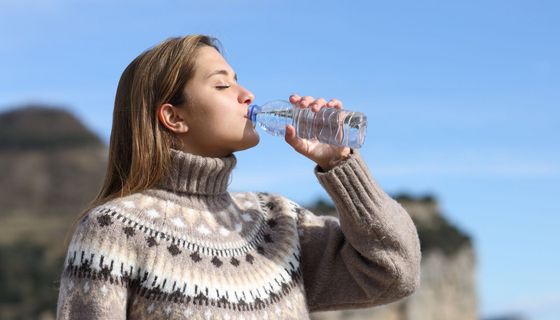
62,34,222,250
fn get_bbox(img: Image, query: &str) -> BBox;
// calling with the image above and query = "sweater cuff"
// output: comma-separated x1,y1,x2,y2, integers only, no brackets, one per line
313,149,388,217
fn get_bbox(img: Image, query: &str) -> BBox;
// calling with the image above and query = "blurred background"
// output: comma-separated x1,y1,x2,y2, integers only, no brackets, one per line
0,0,558,319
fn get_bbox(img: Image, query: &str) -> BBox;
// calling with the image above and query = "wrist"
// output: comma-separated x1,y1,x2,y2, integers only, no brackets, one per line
318,148,352,171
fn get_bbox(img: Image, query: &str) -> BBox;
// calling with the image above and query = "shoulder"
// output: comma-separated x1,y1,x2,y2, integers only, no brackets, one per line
65,191,170,263
62,194,150,287
75,193,145,232
67,194,143,250
261,193,341,230
231,191,299,213
230,191,329,226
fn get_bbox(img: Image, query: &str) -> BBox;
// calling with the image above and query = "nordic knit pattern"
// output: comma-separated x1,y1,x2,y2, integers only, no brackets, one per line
56,149,421,319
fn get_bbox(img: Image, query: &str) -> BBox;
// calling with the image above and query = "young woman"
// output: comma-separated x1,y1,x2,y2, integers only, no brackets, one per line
56,34,421,319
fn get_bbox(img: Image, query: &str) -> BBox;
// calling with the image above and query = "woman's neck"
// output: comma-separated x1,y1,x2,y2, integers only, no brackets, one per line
154,148,237,196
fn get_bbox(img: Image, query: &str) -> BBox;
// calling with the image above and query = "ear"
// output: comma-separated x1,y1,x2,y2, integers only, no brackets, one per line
157,103,189,133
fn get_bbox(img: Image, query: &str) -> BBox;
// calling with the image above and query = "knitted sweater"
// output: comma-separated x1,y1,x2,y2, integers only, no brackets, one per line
56,149,421,319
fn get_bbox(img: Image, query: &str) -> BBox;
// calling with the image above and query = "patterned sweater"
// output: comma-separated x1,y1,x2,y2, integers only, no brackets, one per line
56,149,421,319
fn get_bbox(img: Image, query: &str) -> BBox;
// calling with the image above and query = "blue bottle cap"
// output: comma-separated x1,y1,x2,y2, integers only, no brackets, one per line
247,104,260,124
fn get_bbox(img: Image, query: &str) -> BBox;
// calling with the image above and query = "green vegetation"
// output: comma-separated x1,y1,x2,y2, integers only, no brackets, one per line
413,214,471,256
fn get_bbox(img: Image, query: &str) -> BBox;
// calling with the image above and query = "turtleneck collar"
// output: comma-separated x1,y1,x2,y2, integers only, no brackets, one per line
155,148,237,196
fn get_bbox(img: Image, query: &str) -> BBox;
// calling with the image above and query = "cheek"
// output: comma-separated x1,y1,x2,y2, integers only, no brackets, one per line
224,116,254,142
198,113,243,138
186,101,246,139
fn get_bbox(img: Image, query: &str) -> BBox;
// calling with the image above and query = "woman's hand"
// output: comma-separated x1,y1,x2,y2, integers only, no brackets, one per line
285,94,352,171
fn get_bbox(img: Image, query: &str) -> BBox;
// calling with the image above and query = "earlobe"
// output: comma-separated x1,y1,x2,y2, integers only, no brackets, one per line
158,103,189,133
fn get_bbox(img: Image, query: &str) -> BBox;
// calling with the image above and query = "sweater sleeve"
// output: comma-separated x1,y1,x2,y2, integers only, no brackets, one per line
297,150,421,312
56,208,130,319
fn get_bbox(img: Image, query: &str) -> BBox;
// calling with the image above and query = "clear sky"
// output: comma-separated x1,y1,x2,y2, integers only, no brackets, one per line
1,0,559,319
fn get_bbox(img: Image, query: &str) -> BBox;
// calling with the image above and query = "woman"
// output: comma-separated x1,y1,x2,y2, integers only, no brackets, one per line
56,34,421,319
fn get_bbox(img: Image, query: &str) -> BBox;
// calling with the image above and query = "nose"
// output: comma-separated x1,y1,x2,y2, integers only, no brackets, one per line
239,86,255,105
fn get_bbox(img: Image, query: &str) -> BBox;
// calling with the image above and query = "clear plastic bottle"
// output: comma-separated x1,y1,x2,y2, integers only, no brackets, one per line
247,99,367,148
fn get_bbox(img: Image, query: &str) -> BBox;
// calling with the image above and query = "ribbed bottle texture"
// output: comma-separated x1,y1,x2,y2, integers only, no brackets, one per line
248,99,367,148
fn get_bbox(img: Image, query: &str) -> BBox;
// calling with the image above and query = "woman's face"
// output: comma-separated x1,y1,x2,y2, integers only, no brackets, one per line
178,46,259,157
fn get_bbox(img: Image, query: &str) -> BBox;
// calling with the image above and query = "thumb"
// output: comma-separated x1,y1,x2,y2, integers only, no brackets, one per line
284,125,307,153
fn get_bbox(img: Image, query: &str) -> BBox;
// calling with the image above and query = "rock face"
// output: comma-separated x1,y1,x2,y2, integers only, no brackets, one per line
0,105,103,151
308,196,478,320
0,106,107,255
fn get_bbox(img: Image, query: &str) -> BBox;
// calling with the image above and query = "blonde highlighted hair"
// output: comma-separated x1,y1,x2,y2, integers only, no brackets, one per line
63,34,223,250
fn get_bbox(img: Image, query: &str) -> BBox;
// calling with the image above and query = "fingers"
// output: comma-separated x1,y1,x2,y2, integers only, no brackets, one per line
326,98,344,110
289,93,344,112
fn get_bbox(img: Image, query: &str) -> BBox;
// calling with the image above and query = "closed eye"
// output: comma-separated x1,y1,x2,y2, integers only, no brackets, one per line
216,85,230,90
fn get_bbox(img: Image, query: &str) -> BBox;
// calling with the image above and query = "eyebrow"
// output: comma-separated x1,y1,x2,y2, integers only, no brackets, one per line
206,69,238,81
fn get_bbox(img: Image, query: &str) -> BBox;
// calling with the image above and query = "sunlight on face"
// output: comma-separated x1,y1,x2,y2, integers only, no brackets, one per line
177,46,259,157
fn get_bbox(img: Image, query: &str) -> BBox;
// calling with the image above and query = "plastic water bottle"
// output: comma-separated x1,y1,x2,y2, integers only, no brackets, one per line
247,99,367,148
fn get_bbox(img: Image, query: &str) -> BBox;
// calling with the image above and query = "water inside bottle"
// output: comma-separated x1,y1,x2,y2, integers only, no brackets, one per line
293,108,367,148
255,108,294,136
251,102,367,148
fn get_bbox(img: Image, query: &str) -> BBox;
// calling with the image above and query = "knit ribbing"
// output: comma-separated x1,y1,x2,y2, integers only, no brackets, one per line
155,148,236,196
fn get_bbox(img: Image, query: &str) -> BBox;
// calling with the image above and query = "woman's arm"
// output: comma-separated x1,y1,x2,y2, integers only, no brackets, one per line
56,209,130,319
57,272,129,319
282,94,421,311
296,150,421,312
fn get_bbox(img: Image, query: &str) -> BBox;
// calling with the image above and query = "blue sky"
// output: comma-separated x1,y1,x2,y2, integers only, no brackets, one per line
1,0,559,318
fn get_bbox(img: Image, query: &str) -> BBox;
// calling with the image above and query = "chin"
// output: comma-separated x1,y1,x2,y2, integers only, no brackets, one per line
236,133,260,152
245,135,261,150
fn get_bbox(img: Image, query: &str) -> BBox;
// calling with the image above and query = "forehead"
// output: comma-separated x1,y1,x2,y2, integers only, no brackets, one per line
195,46,233,75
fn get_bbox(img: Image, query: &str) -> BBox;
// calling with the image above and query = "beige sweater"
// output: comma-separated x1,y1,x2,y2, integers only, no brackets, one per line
56,149,421,319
